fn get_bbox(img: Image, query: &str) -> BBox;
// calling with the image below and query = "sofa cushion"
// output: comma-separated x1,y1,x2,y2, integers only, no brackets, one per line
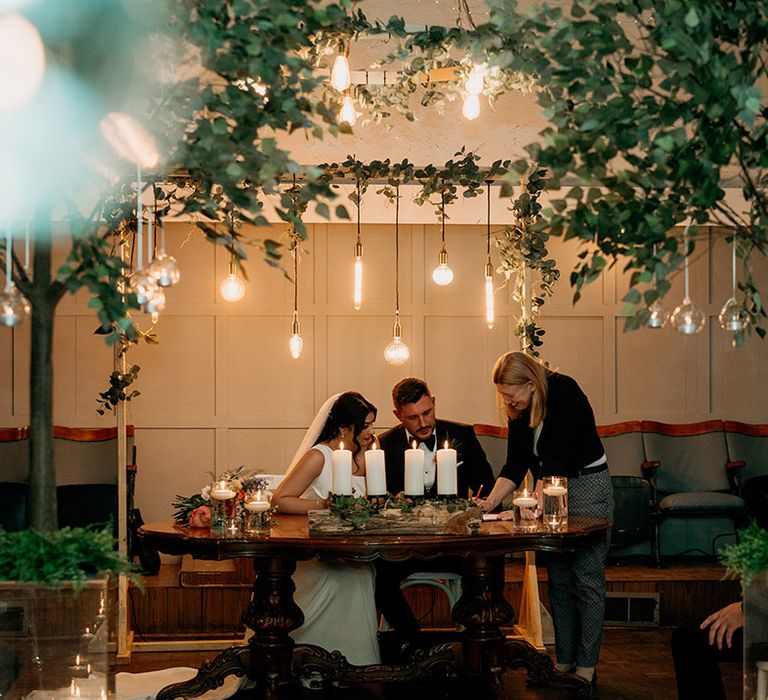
659,491,744,511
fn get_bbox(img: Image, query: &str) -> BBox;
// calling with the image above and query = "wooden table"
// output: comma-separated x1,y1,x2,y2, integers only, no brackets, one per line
139,515,609,699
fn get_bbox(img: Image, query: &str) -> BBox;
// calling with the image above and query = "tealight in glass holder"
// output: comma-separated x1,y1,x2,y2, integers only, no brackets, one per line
243,488,273,536
511,489,540,532
542,476,568,531
209,480,238,535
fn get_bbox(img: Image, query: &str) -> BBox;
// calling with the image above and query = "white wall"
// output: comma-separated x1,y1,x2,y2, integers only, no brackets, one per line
1,218,766,524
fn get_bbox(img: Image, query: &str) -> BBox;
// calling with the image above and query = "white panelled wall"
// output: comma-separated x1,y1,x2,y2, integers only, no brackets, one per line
1,220,766,524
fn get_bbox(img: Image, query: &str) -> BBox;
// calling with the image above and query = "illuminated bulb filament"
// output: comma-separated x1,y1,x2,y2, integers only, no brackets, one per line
485,273,495,329
339,95,357,126
353,254,363,310
330,54,351,92
220,266,246,302
289,333,303,359
465,63,487,96
463,94,480,121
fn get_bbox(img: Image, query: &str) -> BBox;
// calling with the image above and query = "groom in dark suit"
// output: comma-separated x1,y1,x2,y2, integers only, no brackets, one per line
375,377,495,648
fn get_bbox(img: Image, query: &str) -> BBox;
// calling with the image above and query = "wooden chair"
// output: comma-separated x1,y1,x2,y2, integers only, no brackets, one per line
724,421,768,528
640,420,747,564
599,421,656,559
0,427,30,531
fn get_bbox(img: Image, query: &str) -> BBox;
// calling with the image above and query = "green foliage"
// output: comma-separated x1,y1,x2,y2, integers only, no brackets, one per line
720,521,768,587
487,0,767,340
495,166,559,356
329,494,375,529
96,365,141,416
0,527,138,588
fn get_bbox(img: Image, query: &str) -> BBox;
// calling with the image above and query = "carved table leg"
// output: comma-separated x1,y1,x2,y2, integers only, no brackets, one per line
242,557,305,699
453,554,513,698
156,646,250,700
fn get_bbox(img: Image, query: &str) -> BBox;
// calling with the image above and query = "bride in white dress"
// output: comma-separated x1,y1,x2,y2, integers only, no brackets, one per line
272,391,381,666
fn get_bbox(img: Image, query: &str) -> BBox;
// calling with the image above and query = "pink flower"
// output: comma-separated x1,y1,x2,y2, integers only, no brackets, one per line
189,505,211,528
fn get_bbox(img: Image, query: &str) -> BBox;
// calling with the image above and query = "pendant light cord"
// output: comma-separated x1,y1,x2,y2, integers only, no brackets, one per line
395,182,400,314
356,177,362,246
683,220,692,300
486,181,491,259
731,236,737,297
440,190,446,251
292,174,299,315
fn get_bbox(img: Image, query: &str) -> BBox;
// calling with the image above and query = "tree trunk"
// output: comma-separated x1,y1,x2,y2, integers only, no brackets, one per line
28,220,57,532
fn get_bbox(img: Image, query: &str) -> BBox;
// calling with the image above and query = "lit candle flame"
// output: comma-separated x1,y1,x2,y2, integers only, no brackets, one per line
444,440,449,449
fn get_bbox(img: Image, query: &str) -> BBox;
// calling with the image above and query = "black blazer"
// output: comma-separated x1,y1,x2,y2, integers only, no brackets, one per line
500,372,605,486
378,419,494,499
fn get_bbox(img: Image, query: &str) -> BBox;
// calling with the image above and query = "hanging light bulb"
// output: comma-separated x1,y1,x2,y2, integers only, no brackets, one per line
1,225,28,326
133,269,158,306
353,178,364,311
670,221,705,335
646,246,669,328
384,183,410,366
143,286,166,315
484,182,495,329
339,94,357,126
384,318,411,367
0,284,27,327
462,93,480,120
149,221,180,287
330,53,351,92
288,234,303,359
646,299,669,328
289,313,303,359
718,237,747,331
432,192,454,286
220,256,246,302
465,63,487,96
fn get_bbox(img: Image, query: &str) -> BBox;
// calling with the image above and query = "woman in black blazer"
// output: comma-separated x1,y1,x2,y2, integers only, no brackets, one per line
481,351,614,685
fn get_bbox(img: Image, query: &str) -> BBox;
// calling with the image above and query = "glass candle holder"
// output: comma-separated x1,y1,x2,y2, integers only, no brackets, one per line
511,489,540,532
209,480,238,535
243,489,272,536
542,476,568,531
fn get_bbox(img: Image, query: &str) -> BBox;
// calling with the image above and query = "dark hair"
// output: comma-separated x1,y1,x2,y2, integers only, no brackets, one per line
392,377,432,408
318,392,377,456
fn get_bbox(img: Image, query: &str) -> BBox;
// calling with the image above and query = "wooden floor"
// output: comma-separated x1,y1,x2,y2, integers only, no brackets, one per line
120,558,743,698
117,627,743,699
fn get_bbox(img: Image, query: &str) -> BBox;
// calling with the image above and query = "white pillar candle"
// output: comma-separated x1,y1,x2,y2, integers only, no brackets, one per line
211,480,236,500
332,441,353,495
512,489,538,508
365,446,387,496
436,441,457,496
404,443,425,496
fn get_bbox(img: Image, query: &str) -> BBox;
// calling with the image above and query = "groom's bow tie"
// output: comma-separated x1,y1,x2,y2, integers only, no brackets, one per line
413,434,436,451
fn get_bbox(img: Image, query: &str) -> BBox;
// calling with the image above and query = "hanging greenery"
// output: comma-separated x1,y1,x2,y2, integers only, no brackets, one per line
495,167,559,356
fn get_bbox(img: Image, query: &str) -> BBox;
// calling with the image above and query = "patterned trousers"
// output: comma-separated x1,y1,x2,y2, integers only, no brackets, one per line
544,467,614,668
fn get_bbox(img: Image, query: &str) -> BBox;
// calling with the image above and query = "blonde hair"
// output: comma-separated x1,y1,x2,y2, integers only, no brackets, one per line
492,351,550,428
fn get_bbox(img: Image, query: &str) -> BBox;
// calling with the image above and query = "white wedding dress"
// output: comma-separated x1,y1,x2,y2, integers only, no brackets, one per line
290,443,381,665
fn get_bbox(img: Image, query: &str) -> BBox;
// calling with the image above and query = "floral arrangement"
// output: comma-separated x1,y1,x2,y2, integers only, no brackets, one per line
328,493,476,530
172,466,273,527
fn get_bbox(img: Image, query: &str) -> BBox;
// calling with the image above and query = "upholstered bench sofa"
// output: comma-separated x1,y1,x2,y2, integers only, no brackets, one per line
473,421,768,565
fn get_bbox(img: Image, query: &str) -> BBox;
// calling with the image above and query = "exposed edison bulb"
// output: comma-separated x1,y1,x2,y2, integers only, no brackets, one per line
462,94,480,121
432,263,454,286
0,14,45,115
646,299,669,328
143,287,166,314
150,311,159,324
289,333,303,359
384,336,410,366
220,273,246,302
465,63,487,96
670,297,706,335
339,95,357,126
718,298,748,331
330,54,351,92
353,252,363,310
485,273,495,329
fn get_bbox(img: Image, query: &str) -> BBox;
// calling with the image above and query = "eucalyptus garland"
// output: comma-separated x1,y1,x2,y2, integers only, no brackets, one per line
495,167,559,356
